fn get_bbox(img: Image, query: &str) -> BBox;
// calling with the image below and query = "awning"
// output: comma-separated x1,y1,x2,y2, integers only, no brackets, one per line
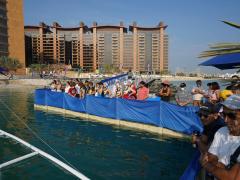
199,53,240,70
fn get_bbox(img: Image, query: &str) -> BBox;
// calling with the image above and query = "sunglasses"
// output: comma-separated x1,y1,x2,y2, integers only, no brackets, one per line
222,111,237,120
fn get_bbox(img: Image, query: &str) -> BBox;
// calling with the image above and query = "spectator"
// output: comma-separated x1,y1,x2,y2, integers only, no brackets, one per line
68,82,77,97
191,80,205,106
50,80,57,91
175,83,192,106
209,82,220,104
200,95,240,180
65,81,71,93
159,80,172,102
123,80,137,99
192,103,225,153
137,81,149,100
112,80,122,98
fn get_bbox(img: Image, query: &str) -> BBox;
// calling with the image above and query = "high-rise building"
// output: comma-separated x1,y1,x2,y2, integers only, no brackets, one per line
0,0,25,68
0,0,8,57
25,21,168,73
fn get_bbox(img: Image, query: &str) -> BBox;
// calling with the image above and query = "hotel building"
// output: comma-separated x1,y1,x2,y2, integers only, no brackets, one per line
25,22,168,73
0,0,25,67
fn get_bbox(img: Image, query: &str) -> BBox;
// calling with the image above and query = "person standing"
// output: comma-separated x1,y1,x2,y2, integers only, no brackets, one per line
175,83,192,106
137,81,149,100
159,80,172,102
191,80,205,106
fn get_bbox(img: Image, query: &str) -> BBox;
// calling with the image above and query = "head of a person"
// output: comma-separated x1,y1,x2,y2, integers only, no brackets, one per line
161,80,170,87
179,82,186,90
196,80,202,87
103,82,108,88
127,80,133,86
221,95,240,136
197,103,220,125
98,82,103,88
211,82,220,91
139,81,146,88
231,75,239,82
230,83,240,95
70,81,76,87
207,82,212,90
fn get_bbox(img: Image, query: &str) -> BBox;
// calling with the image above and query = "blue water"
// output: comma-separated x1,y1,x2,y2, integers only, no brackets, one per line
0,86,195,179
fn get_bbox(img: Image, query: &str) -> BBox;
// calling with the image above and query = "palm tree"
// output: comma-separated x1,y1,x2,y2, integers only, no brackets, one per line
199,21,240,58
0,56,22,72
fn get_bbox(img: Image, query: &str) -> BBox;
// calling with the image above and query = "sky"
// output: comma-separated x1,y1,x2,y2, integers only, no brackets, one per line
24,0,240,74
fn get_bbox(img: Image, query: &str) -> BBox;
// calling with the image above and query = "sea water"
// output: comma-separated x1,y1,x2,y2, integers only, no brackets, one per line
0,85,196,179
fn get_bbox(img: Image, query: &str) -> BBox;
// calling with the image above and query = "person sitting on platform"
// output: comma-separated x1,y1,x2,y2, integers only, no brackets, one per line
103,82,111,98
112,80,122,98
159,80,172,102
175,83,192,106
123,80,137,99
200,95,240,180
95,82,104,97
56,80,62,92
137,81,149,100
87,81,96,95
50,79,57,91
68,82,77,97
65,81,71,93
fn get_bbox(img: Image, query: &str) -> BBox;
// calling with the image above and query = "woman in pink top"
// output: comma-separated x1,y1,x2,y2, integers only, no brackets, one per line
137,81,149,100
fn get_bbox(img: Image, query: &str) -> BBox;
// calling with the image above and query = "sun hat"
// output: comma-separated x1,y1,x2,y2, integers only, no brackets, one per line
221,94,240,110
161,80,170,85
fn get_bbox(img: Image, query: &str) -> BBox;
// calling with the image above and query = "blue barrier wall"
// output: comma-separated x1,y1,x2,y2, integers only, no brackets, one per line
35,89,203,135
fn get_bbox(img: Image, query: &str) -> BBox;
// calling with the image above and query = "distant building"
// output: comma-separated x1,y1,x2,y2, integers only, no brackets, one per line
0,0,25,68
25,21,168,73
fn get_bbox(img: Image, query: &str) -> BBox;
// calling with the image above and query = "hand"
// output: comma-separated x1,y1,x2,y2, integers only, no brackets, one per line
200,152,209,167
192,134,199,144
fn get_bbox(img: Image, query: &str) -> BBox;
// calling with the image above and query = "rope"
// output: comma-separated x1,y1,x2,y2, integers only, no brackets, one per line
0,96,80,174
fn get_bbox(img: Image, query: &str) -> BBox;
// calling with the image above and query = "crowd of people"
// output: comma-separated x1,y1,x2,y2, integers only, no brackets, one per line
49,78,150,100
49,77,240,179
158,79,240,107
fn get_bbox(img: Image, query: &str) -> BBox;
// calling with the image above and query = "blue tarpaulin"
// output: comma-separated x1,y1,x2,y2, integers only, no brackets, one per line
199,53,240,70
180,150,201,180
35,89,203,135
101,73,128,83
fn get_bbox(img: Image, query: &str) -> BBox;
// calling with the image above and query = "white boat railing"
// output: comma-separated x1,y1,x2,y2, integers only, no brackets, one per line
0,129,89,180
0,152,39,169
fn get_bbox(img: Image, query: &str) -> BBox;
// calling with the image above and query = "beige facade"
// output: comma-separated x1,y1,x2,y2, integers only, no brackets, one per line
25,22,168,73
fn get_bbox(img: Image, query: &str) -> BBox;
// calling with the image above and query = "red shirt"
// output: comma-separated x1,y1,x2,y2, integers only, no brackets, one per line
137,87,149,100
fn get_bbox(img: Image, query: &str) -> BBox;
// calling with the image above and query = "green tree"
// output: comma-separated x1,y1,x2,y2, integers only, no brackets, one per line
199,21,240,58
29,64,47,73
0,56,22,72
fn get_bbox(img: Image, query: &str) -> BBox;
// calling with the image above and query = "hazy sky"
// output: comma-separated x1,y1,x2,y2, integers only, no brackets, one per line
24,0,240,73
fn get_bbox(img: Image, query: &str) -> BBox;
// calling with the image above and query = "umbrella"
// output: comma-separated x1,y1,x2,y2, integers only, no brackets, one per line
199,53,240,70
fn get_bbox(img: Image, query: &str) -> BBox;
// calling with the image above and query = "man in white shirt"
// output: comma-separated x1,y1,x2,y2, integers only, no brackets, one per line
200,95,240,180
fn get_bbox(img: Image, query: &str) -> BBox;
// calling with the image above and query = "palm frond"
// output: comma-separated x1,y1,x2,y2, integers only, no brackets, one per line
222,21,240,29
